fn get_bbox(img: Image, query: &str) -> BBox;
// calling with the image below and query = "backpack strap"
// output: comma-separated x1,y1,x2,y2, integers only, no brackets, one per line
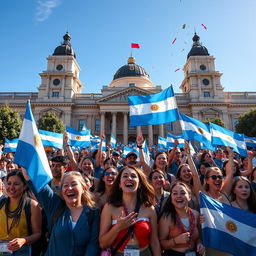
24,198,32,235
0,196,7,209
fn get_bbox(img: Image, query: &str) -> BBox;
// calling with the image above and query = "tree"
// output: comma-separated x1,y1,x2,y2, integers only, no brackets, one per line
203,117,225,127
37,112,65,133
235,109,256,137
0,105,22,143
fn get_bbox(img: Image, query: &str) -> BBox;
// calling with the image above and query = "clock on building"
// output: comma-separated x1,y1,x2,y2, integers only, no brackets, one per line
53,78,60,86
202,78,209,85
56,64,63,71
200,64,206,71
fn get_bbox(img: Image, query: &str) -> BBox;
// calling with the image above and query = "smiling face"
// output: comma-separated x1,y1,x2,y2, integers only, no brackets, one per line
61,175,84,207
51,161,66,179
151,171,165,190
81,158,94,175
206,168,223,192
103,167,118,186
6,175,26,199
171,183,191,210
120,167,139,193
155,153,167,170
233,179,251,201
179,165,192,183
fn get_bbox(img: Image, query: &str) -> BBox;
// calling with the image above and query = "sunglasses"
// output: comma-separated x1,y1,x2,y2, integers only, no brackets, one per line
104,171,117,177
209,175,223,180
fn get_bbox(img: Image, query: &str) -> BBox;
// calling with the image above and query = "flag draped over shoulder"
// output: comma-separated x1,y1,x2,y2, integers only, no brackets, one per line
128,86,179,126
39,129,63,149
14,101,52,192
200,192,256,256
66,126,90,148
180,113,215,151
4,138,18,153
210,123,247,157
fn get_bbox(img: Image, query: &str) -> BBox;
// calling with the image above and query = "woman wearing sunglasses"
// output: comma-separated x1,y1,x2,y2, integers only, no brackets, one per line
94,167,118,209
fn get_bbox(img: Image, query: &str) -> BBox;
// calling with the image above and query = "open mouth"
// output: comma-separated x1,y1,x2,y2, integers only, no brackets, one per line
125,182,134,188
67,193,76,198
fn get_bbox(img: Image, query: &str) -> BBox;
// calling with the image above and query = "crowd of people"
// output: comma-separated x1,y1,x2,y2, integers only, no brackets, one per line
0,133,256,256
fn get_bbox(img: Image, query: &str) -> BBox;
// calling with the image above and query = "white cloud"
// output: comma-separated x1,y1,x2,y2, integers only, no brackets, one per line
35,0,61,22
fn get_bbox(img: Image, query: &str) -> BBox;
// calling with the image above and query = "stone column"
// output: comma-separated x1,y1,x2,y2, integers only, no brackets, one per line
159,124,164,137
111,112,117,137
148,125,153,146
123,112,128,145
64,110,72,126
100,112,105,134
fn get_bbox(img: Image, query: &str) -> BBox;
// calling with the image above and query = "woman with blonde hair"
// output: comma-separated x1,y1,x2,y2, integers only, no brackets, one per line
22,170,100,256
99,166,161,255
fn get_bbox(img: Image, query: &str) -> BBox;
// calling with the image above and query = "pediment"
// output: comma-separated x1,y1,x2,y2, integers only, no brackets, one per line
96,87,153,103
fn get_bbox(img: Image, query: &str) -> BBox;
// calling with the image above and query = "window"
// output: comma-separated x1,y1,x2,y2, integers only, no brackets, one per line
165,122,173,131
52,91,59,97
95,120,100,132
78,120,86,130
202,79,210,86
203,91,211,97
53,79,60,86
129,83,135,87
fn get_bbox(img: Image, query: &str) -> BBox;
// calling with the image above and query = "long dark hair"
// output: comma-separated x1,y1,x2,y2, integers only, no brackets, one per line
108,166,156,207
5,170,28,226
152,152,168,171
96,167,118,195
231,176,256,213
161,181,192,224
176,164,193,186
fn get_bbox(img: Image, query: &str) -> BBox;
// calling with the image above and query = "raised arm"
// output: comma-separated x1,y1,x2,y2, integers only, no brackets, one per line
167,139,179,167
240,151,253,177
96,133,105,168
64,132,78,171
184,141,204,202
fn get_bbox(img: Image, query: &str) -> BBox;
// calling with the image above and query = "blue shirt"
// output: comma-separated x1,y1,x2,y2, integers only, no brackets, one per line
27,180,100,256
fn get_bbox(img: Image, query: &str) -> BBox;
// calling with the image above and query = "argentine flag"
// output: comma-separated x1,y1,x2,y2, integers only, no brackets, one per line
180,113,215,151
4,138,18,153
123,147,138,158
14,101,52,192
200,192,256,256
110,134,116,148
66,126,90,148
128,86,179,126
244,135,256,148
39,129,63,149
158,136,167,150
167,133,184,149
142,140,151,166
210,123,247,157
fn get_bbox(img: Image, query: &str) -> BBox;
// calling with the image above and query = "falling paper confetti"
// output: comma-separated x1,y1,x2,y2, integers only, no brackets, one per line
172,38,177,44
175,68,181,72
182,24,186,29
201,24,207,30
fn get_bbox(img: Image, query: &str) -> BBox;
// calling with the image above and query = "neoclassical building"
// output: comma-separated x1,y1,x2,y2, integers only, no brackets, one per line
1,32,255,146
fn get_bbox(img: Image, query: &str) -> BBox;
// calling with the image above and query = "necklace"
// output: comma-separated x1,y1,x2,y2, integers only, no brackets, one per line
235,200,248,211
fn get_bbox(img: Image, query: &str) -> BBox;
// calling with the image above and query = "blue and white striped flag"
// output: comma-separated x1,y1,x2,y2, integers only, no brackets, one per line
14,101,52,192
90,135,100,146
66,126,91,148
90,136,107,151
244,135,256,148
128,86,179,126
210,123,247,157
180,113,215,151
123,147,138,158
200,192,256,256
39,129,63,149
167,133,184,149
158,136,167,150
4,138,18,153
110,134,116,148
142,140,151,166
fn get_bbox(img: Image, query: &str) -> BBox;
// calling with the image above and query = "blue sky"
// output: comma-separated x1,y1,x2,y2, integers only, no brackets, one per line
1,0,256,94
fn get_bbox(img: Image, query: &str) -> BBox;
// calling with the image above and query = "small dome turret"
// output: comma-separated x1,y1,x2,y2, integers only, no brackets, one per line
53,32,76,58
187,33,209,59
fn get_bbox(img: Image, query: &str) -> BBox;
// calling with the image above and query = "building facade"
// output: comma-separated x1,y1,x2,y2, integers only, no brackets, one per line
0,32,255,146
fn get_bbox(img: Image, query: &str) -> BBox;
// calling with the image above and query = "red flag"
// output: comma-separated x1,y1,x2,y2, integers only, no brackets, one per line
175,68,181,72
201,24,207,30
131,43,140,48
172,37,177,45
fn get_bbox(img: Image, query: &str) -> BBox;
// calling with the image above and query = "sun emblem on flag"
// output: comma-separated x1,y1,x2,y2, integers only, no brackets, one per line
151,104,159,111
34,134,41,147
76,135,81,140
226,220,237,233
226,136,233,143
197,127,204,134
